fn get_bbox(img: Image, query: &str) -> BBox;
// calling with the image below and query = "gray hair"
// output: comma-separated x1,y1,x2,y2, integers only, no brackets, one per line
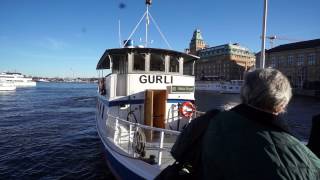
240,68,292,112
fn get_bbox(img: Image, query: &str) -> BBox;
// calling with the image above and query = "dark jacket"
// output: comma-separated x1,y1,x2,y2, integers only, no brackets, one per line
201,104,320,180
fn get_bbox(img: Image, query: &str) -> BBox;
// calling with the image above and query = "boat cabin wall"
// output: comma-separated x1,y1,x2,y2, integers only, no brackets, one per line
102,74,123,99
102,73,195,99
98,90,194,132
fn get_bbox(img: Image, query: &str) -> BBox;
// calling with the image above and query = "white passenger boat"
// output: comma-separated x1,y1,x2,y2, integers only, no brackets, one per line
96,1,199,179
0,81,16,91
0,72,37,87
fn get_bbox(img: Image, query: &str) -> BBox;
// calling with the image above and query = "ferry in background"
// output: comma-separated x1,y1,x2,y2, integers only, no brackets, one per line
0,80,16,91
0,72,37,87
96,1,200,179
196,80,243,94
220,80,243,94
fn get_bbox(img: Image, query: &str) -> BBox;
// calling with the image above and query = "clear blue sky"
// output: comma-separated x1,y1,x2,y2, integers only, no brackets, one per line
0,0,319,78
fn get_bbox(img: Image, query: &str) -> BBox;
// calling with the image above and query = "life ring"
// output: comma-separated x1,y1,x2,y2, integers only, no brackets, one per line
179,101,195,118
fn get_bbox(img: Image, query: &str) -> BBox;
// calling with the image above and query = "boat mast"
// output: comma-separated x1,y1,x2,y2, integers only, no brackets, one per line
123,0,172,49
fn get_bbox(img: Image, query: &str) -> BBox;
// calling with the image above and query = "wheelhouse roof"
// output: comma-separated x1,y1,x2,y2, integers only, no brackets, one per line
96,47,199,70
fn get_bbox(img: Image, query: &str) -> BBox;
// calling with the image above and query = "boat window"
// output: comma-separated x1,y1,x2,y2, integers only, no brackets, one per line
133,53,145,71
112,55,128,74
112,56,120,73
169,56,179,73
150,54,165,72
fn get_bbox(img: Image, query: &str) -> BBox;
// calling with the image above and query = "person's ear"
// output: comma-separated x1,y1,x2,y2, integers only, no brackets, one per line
274,103,286,115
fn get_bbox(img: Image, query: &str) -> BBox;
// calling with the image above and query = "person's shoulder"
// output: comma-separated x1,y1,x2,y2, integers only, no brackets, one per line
272,132,320,163
198,109,221,120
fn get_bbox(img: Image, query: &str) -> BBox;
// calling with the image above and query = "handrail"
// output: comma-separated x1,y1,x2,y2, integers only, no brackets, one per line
108,114,181,135
105,111,206,166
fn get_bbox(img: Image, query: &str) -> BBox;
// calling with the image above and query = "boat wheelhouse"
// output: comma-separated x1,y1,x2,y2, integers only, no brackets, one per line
96,47,199,179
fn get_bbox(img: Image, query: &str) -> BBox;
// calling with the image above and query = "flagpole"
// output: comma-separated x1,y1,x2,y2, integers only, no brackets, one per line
260,0,268,69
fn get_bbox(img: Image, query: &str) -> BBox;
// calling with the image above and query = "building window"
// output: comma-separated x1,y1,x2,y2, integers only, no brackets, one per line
297,54,304,66
288,55,294,65
280,56,286,66
270,56,276,67
307,54,316,65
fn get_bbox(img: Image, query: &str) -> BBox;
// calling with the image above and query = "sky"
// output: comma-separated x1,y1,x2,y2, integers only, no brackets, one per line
0,0,319,78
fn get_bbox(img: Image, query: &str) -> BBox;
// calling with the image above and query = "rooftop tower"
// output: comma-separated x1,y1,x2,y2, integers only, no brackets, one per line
189,29,206,55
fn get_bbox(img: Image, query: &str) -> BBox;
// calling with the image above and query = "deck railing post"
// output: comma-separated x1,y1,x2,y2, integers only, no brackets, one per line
128,124,132,154
114,117,119,143
158,131,165,166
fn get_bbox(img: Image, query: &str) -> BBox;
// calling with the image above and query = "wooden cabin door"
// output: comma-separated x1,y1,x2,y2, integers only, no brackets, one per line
144,90,167,128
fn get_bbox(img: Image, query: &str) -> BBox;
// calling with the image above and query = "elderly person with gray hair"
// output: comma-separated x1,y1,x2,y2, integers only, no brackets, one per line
200,68,320,180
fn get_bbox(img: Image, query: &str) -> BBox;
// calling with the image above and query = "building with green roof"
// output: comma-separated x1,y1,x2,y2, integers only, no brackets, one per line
187,29,255,80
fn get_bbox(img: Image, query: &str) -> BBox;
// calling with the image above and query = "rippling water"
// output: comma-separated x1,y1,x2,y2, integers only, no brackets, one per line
0,83,114,179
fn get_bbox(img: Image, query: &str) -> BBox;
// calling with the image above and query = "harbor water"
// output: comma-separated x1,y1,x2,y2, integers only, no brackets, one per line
1,83,319,179
0,83,114,179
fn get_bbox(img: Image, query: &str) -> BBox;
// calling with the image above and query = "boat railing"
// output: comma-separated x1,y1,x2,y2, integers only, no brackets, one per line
102,110,205,168
106,114,181,168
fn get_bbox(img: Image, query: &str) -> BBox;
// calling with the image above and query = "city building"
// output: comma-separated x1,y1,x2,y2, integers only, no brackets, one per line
186,29,255,80
188,29,207,55
264,39,320,90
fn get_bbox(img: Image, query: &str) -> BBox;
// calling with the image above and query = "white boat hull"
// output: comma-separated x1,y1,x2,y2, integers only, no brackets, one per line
96,94,193,179
97,114,161,180
0,86,16,91
0,82,16,91
14,81,37,87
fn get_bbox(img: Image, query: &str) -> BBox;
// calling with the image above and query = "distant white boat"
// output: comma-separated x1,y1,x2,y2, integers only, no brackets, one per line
0,72,37,87
195,81,222,91
196,80,243,94
0,81,16,91
37,79,50,82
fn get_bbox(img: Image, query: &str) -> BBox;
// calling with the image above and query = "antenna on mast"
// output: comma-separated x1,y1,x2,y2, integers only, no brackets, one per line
145,0,152,47
123,0,172,49
118,20,122,47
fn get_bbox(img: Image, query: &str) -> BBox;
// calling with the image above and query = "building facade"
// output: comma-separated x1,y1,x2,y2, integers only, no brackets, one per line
187,29,255,80
265,39,320,89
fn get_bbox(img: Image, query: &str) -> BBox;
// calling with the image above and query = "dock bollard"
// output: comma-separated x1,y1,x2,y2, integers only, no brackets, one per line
307,114,320,158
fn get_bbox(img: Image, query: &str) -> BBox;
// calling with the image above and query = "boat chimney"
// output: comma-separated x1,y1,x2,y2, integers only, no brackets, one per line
123,40,134,48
